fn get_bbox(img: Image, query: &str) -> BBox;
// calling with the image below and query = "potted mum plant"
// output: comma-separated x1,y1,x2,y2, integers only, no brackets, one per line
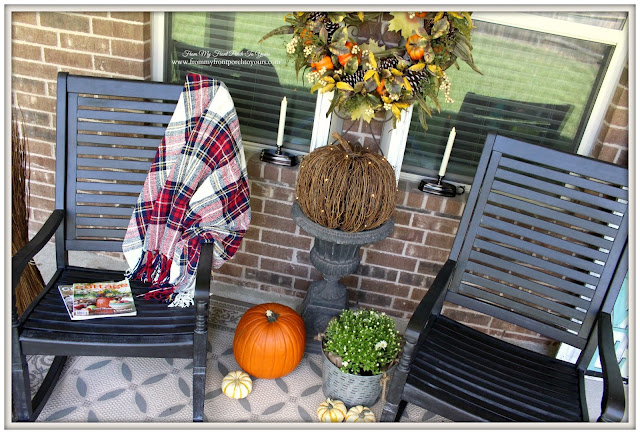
321,308,402,407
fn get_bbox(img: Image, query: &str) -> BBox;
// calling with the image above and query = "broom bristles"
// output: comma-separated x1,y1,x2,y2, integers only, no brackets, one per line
12,106,44,315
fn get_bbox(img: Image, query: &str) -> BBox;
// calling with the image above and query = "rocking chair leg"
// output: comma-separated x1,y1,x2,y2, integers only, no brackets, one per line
11,348,32,421
30,356,68,421
192,298,209,422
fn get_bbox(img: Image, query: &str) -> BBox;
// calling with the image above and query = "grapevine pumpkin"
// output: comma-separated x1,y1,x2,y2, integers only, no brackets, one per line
345,405,376,422
221,370,252,399
317,398,347,422
295,133,397,232
233,303,306,379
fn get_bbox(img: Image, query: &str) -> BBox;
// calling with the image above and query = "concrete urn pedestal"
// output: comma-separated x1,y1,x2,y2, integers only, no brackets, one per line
291,201,394,353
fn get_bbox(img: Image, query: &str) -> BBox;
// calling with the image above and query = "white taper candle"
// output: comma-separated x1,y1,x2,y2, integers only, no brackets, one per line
276,96,287,148
438,127,456,177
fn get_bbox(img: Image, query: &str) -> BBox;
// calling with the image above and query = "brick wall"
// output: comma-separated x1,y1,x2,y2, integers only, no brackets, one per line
11,11,151,231
590,64,629,166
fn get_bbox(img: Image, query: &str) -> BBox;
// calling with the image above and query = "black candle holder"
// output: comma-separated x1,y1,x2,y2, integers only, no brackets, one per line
419,176,464,197
260,146,298,166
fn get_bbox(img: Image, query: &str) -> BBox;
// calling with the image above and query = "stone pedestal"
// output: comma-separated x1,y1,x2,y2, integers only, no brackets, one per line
292,201,394,353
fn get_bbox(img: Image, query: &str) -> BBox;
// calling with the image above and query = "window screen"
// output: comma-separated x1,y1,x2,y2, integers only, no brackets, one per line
165,12,316,152
402,19,618,183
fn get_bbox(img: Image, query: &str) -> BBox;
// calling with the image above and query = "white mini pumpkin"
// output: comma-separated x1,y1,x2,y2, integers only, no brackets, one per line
345,405,376,422
221,370,252,399
317,398,347,422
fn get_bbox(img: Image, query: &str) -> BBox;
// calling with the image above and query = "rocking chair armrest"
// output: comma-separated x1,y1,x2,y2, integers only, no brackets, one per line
404,259,456,345
12,209,64,292
597,311,626,422
193,242,214,306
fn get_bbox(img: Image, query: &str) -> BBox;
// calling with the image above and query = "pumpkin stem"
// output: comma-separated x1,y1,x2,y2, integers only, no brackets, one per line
331,132,352,153
265,309,280,322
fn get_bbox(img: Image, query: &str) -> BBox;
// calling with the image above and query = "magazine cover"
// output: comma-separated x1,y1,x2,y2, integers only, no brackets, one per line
69,279,137,320
58,285,74,320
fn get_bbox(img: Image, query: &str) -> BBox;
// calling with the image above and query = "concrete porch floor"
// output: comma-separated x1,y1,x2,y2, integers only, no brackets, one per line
29,241,629,423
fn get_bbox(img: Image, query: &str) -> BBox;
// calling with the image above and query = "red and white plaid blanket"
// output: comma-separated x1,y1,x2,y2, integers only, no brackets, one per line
123,73,251,307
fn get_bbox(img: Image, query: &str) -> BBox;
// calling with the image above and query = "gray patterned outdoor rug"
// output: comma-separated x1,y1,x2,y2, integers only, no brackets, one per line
28,296,449,424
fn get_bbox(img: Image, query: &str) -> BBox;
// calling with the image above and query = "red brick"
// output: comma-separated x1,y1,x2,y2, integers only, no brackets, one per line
398,271,430,288
216,262,243,278
12,60,59,82
412,214,459,234
597,144,621,164
261,229,311,250
44,48,93,69
261,257,310,278
247,157,262,179
243,239,293,261
410,287,428,301
12,42,42,61
406,190,426,209
29,167,55,184
11,76,47,95
12,24,58,46
245,268,293,287
92,18,145,40
365,250,416,272
230,252,259,268
606,105,628,128
249,197,263,213
243,225,260,241
11,12,37,25
367,237,405,255
60,33,110,55
443,198,465,217
404,243,449,262
392,298,419,312
359,278,410,297
280,165,299,186
263,199,292,217
14,108,51,127
423,194,445,212
391,209,412,226
417,260,443,276
262,163,280,182
390,225,425,244
602,125,628,145
355,264,397,282
294,278,312,291
94,56,146,77
111,39,148,59
250,212,296,233
40,12,91,33
425,232,455,250
24,124,55,143
250,181,296,202
109,12,149,23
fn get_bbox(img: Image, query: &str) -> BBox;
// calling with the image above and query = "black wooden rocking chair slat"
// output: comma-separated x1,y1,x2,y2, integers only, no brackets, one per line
12,72,219,422
381,133,628,423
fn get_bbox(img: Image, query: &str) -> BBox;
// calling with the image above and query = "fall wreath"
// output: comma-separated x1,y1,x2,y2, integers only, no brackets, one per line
261,12,481,128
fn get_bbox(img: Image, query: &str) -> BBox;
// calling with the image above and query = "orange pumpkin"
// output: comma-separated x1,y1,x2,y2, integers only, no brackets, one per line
96,297,111,308
338,42,360,67
376,78,387,96
310,55,334,72
405,33,427,61
233,303,306,379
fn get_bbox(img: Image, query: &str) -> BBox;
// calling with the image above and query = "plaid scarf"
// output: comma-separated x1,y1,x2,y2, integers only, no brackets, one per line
122,73,251,307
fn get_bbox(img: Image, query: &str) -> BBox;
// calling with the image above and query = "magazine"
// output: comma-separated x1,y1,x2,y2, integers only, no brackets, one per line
58,279,137,320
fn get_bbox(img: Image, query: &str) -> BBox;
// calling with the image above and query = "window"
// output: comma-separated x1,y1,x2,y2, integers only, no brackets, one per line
158,10,628,182
165,12,315,152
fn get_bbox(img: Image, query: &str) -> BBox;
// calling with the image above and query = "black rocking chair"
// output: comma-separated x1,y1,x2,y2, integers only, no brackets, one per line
381,133,628,422
12,73,217,422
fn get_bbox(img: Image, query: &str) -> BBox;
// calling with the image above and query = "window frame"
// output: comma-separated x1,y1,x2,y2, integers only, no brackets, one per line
153,10,629,185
